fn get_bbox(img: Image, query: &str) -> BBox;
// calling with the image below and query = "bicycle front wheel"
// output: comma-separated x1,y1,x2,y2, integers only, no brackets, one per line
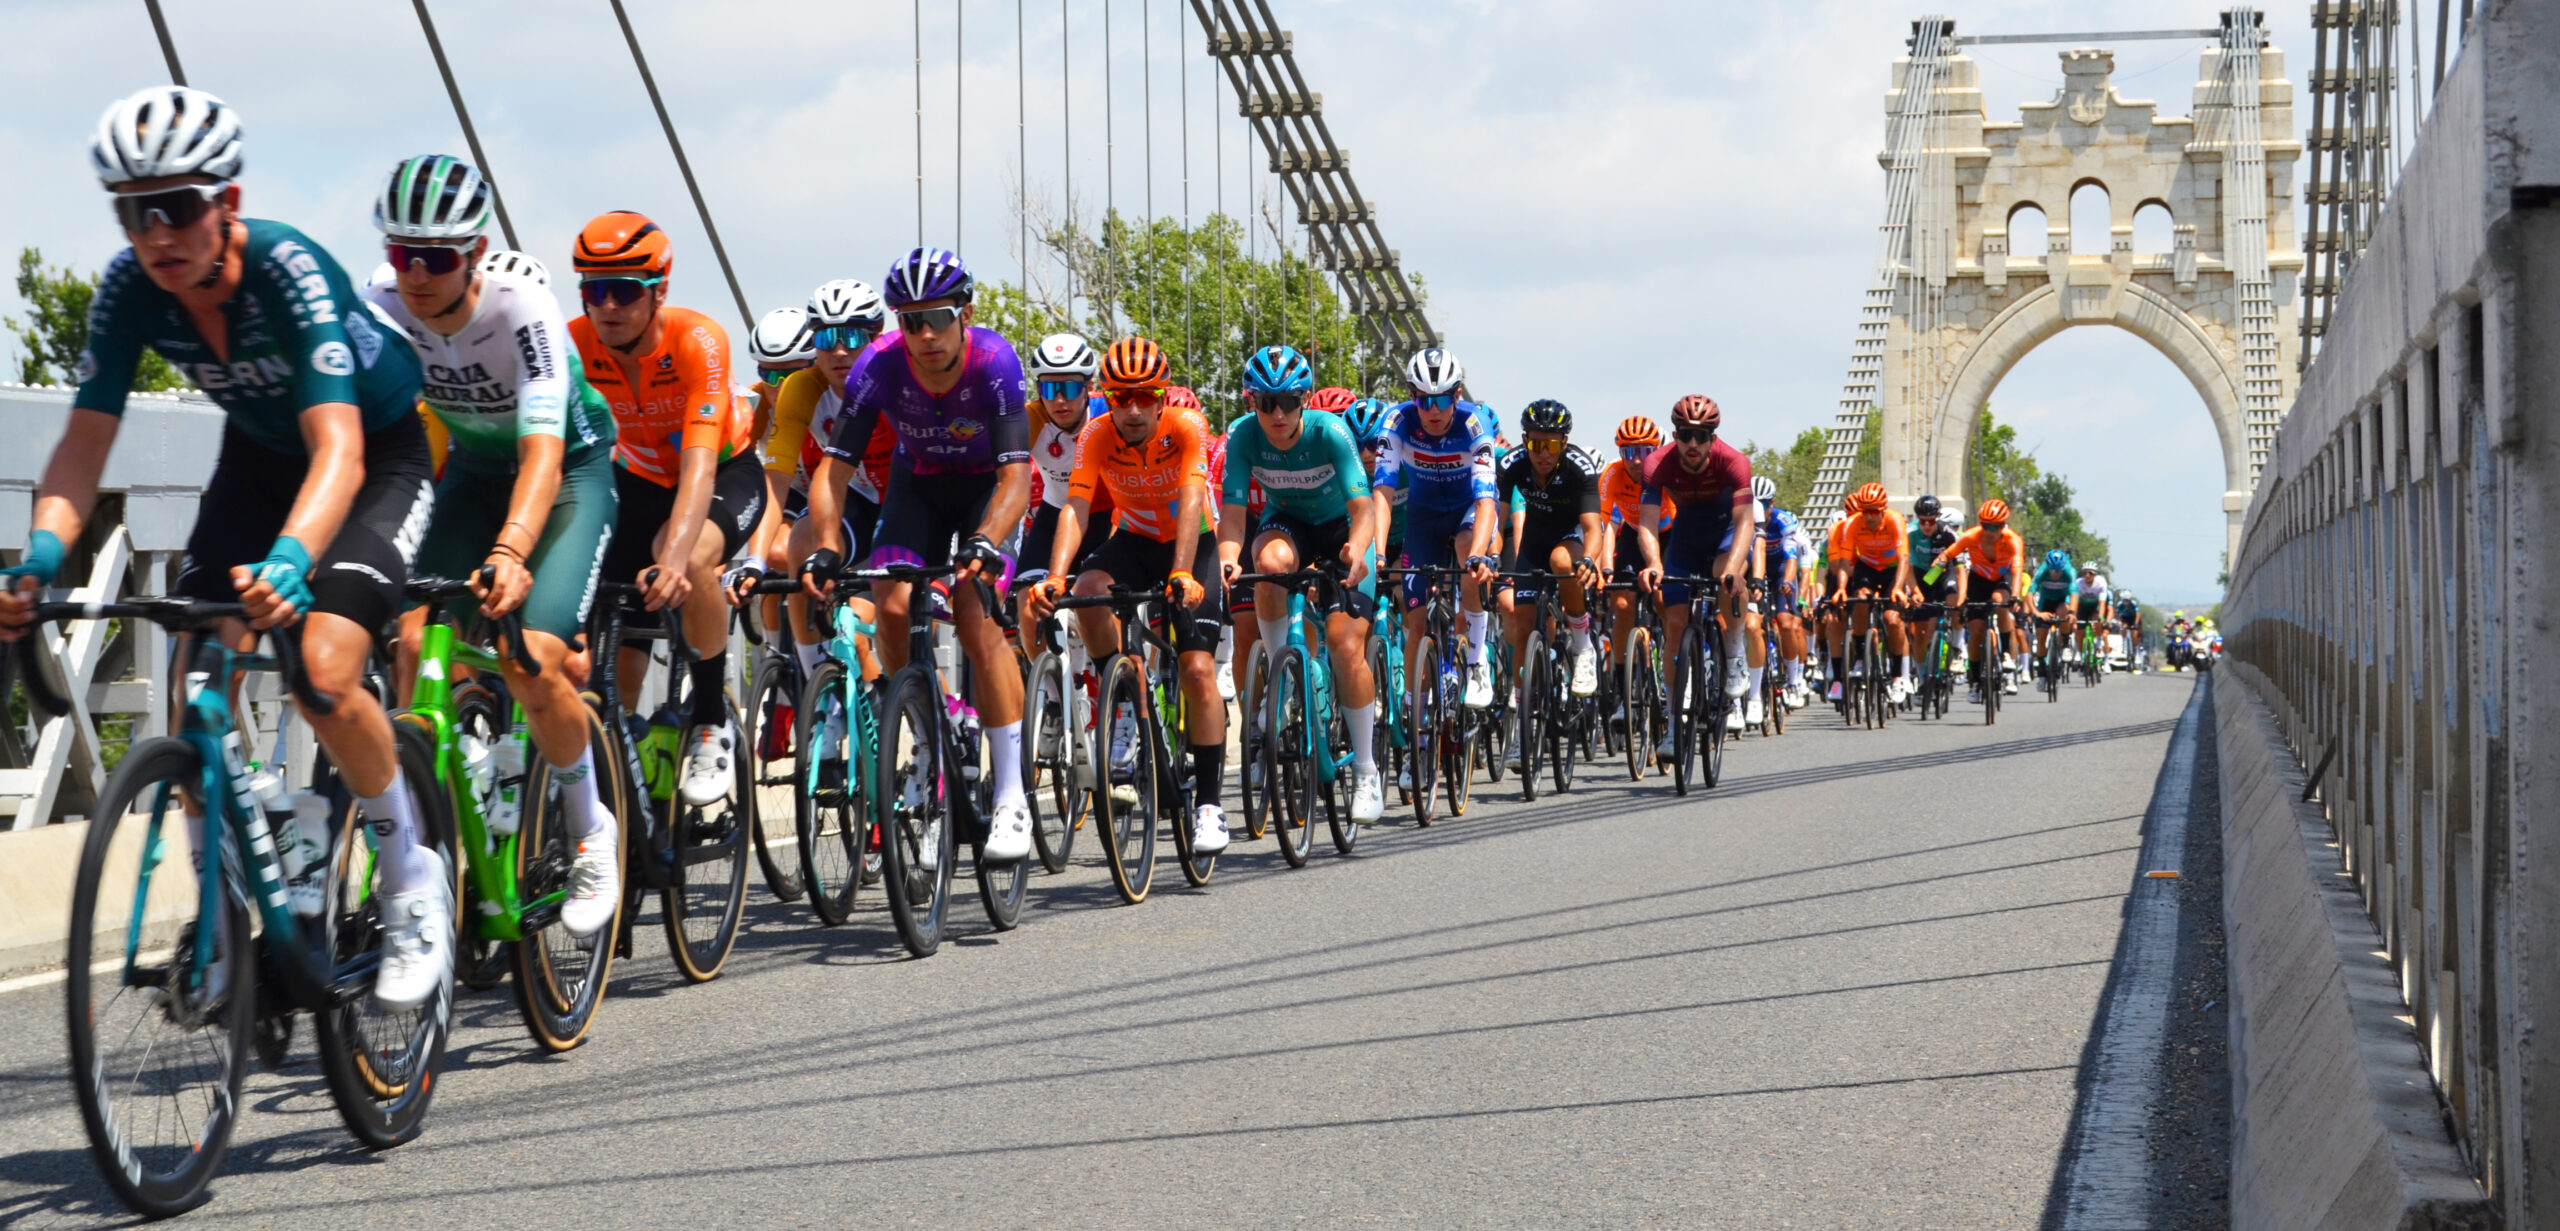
1621,629,1653,781
1517,635,1545,802
1236,648,1268,839
1267,646,1316,868
511,698,625,1052
1408,635,1440,827
876,669,955,956
744,653,805,901
1023,649,1079,873
793,660,867,926
1699,631,1725,789
661,706,752,983
65,736,249,1218
313,719,456,1149
1097,653,1161,902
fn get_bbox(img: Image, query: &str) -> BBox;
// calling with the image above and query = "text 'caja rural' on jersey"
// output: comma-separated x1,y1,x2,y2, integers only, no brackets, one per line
364,268,613,472
824,326,1029,477
568,304,748,487
77,218,422,454
1221,408,1370,525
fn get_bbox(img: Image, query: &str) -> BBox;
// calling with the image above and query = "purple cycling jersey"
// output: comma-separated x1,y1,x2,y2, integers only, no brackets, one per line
823,325,1030,476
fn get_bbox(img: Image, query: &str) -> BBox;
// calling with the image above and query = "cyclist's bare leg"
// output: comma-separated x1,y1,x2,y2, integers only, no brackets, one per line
873,579,917,675
503,629,591,770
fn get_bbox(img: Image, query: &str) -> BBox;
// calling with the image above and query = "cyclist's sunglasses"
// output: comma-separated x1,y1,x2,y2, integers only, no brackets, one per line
1038,379,1088,404
811,325,876,352
759,366,802,387
579,275,663,308
897,304,965,334
1413,392,1458,411
386,241,475,277
1253,392,1304,415
1525,437,1567,454
1620,445,1653,462
1103,386,1166,409
1672,425,1717,444
111,181,228,234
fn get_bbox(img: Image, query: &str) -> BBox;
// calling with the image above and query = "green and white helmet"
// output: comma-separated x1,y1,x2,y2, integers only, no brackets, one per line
374,154,493,241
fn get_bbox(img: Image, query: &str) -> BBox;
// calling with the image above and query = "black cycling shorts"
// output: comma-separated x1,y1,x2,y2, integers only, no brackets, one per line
1018,501,1103,587
177,416,435,636
603,450,767,589
1080,530,1226,655
1845,561,1899,600
1250,512,1377,622
874,466,1001,575
780,485,881,567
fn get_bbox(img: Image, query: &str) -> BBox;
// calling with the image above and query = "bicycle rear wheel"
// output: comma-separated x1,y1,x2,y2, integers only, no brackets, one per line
1517,635,1546,802
660,706,751,982
1097,653,1160,903
876,669,955,956
313,719,456,1149
1441,658,1474,819
1267,647,1317,868
793,661,869,925
1023,649,1079,873
1408,635,1440,827
1699,628,1725,789
450,683,513,989
1548,664,1576,796
1620,629,1653,781
65,737,249,1218
1368,632,1405,809
974,793,1029,929
512,698,625,1052
1236,649,1269,839
744,653,805,901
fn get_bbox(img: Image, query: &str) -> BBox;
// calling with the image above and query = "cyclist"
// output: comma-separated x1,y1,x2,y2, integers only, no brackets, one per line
1,89,446,1005
1017,333,1105,601
737,304,811,617
1349,398,1402,568
567,212,764,810
1598,416,1666,702
2071,562,2112,665
2026,549,2076,677
2114,588,2144,670
1819,482,1914,707
1903,492,1960,698
1495,400,1605,734
1376,347,1501,708
803,247,1034,862
1028,337,1230,852
1217,345,1384,822
1633,395,1757,760
1934,500,2029,696
1751,475,1811,716
363,155,629,940
753,280,896,660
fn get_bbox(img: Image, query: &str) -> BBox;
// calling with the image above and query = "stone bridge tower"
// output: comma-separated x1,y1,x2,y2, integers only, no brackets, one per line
1875,34,2300,560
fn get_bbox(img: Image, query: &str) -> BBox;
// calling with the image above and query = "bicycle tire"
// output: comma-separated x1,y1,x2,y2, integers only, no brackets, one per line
1547,648,1575,796
1159,658,1218,887
1368,632,1405,810
792,660,867,926
1409,634,1440,827
1096,653,1160,902
313,719,456,1149
448,684,515,989
974,790,1030,928
660,705,752,982
65,736,250,1218
1621,628,1652,781
1268,647,1317,868
876,668,955,955
1517,634,1545,802
1236,649,1269,840
1982,660,2002,726
1327,699,1362,855
1023,649,1078,872
1698,626,1725,789
1671,628,1697,797
744,654,806,901
510,697,626,1052
1441,655,1474,819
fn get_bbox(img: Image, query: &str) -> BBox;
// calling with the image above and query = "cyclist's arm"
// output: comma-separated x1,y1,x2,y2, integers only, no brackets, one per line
804,457,851,560
484,433,564,609
972,405,1033,548
1169,482,1206,580
1467,496,1499,562
656,444,718,573
1217,500,1249,575
1636,500,1665,575
1049,496,1092,582
23,409,121,552
1325,419,1375,575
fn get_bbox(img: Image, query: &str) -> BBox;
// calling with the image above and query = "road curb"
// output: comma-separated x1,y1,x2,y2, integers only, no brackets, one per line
0,821,83,981
2215,668,2495,1230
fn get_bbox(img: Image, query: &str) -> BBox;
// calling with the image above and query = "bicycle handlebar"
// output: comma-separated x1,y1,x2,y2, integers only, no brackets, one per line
404,569,542,676
12,598,334,717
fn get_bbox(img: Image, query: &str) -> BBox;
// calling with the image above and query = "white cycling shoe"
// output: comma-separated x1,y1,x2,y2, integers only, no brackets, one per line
1569,648,1598,697
374,851,453,1010
1744,696,1766,729
1724,657,1751,699
560,836,621,938
1191,804,1231,854
1783,683,1811,710
679,723,736,808
984,800,1033,863
1351,770,1384,822
1724,706,1745,733
1463,660,1495,709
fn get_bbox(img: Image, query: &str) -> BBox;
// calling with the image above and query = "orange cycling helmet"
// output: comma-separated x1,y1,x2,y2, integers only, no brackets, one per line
572,211,671,278
1165,385,1202,410
1852,482,1888,511
1615,416,1661,448
1307,386,1358,414
1671,394,1719,425
1978,498,2011,524
1097,336,1171,390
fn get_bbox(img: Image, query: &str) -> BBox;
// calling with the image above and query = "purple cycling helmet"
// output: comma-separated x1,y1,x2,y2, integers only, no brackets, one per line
883,246,974,308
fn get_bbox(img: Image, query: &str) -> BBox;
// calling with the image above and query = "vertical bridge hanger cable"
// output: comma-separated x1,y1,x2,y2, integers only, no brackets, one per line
605,0,754,326
411,0,521,251
141,0,186,85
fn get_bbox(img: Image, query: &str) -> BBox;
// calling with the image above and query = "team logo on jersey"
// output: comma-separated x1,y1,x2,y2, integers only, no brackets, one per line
310,341,354,377
657,354,674,372
949,418,983,441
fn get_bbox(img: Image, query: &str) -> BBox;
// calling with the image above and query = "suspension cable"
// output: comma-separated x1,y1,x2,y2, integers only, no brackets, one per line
605,0,751,325
1062,0,1074,310
1179,0,1191,380
141,0,186,85
955,0,964,251
914,0,925,246
1017,0,1028,299
1143,0,1154,333
411,0,520,250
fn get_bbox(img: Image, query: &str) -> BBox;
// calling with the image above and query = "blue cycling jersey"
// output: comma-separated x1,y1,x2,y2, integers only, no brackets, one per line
1761,507,1802,560
1373,400,1498,518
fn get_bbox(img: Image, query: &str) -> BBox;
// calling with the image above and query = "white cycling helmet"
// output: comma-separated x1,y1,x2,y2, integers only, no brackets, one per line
478,249,550,287
92,86,243,186
374,154,492,240
366,262,399,290
806,279,887,329
749,306,816,367
1750,475,1777,504
1027,333,1101,381
1404,347,1464,397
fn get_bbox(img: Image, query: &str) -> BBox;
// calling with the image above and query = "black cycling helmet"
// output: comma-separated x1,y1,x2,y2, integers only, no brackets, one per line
1520,398,1571,435
1912,493,1942,518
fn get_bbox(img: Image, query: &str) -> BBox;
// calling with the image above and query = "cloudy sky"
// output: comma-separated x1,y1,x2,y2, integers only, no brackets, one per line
1,0,2395,603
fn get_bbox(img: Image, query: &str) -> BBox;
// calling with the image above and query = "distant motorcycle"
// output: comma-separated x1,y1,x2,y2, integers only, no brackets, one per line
2165,633,2194,671
2190,630,2220,672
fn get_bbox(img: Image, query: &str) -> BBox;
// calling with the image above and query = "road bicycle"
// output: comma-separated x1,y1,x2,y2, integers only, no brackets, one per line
1365,579,1411,811
1905,600,1957,721
1018,604,1096,872
1235,564,1363,860
742,570,881,927
1497,570,1594,802
1604,581,1664,782
2029,612,2068,703
2077,620,2108,687
23,600,453,1217
1831,594,1894,731
1659,573,1732,796
1380,565,1486,826
737,585,809,903
864,563,1029,955
1750,577,1787,737
1052,581,1224,897
1961,598,2010,726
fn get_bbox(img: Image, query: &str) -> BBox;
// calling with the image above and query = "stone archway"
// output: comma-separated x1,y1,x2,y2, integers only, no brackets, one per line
1870,38,2302,560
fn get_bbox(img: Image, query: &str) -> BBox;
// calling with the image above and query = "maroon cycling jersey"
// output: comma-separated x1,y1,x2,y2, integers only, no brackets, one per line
1638,438,1752,524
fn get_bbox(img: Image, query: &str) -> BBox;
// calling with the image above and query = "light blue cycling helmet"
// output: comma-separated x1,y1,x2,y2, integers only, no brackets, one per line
2045,549,2073,572
1345,397,1392,444
1241,344,1315,394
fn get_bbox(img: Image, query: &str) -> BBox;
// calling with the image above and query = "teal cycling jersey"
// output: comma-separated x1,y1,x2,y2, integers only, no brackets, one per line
76,218,422,456
2032,560,2075,595
1222,409,1370,523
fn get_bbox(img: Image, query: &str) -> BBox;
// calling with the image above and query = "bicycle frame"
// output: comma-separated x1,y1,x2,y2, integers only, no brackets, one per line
405,617,546,940
806,594,884,812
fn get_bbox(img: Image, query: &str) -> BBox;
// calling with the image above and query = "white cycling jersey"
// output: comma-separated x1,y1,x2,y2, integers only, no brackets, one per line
364,270,608,466
1031,418,1079,510
2071,573,2112,603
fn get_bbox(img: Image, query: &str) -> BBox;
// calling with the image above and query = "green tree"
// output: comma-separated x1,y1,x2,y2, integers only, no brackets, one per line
1744,425,1829,513
1966,407,2112,568
978,209,1409,430
8,248,187,391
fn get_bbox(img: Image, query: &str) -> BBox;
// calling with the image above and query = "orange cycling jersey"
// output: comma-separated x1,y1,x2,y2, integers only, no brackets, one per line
1600,459,1672,527
1940,524,2026,581
1068,408,1210,543
1826,508,1907,570
570,305,749,488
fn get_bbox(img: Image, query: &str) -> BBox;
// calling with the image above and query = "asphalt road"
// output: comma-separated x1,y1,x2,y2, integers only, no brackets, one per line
0,672,2199,1229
